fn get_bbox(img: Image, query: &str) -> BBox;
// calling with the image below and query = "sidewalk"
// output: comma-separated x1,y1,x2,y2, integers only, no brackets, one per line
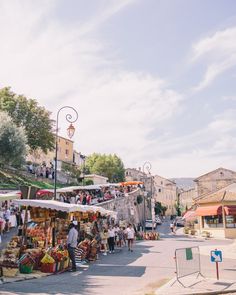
177,228,236,259
200,240,236,260
155,276,236,295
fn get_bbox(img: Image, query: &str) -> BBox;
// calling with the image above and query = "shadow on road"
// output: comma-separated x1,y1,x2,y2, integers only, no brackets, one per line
0,243,153,295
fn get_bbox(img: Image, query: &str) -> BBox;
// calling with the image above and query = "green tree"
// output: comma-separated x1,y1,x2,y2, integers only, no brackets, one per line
154,201,167,216
0,87,54,153
85,153,125,182
0,111,26,167
61,162,81,183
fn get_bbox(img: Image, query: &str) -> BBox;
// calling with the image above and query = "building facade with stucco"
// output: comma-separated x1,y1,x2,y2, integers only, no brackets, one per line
194,167,236,198
153,175,177,216
179,188,197,212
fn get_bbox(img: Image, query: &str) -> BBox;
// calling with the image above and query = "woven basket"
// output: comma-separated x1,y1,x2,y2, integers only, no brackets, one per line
2,267,19,277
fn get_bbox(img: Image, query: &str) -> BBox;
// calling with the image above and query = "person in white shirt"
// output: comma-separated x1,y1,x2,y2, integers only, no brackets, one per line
107,226,115,253
126,224,135,252
4,208,11,232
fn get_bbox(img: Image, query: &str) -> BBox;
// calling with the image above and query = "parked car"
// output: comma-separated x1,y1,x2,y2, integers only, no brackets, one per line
145,219,157,230
175,217,185,227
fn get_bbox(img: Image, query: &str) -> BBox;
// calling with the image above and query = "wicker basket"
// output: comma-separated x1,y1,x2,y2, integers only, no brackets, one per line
2,267,19,277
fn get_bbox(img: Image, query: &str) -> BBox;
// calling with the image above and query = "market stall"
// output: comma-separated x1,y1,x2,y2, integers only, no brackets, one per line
0,199,115,278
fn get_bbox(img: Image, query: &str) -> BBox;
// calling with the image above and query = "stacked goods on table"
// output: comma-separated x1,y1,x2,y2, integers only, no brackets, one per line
27,227,46,248
23,248,44,270
55,219,69,244
30,207,49,221
0,237,21,277
51,247,69,271
136,231,160,240
88,239,98,261
19,253,35,274
40,247,69,273
40,253,56,273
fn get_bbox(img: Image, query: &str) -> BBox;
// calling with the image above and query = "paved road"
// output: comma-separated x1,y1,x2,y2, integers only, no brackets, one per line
0,222,235,295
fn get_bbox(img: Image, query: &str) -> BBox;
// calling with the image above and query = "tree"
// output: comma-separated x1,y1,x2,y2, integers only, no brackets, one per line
154,201,167,216
0,111,26,167
0,87,54,153
61,162,81,183
85,153,125,182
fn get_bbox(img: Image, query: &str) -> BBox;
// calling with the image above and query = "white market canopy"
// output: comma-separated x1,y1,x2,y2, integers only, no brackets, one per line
0,191,21,202
13,199,115,216
37,183,122,195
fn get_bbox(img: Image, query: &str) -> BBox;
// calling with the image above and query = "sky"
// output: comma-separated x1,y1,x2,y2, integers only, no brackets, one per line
0,0,236,178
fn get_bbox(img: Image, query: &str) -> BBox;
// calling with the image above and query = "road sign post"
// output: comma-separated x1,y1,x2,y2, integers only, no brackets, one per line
216,261,219,280
211,249,222,280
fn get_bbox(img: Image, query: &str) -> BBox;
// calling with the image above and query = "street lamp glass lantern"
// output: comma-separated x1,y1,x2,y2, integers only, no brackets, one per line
67,123,75,138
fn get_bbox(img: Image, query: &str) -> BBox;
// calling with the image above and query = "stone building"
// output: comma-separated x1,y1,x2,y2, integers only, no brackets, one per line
179,188,197,212
194,167,236,198
125,168,146,182
153,175,177,216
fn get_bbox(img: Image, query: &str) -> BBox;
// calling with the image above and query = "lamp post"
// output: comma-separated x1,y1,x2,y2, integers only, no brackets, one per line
54,106,78,200
143,162,153,231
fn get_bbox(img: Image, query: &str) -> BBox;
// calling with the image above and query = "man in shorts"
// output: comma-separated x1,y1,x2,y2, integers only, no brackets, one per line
126,224,135,252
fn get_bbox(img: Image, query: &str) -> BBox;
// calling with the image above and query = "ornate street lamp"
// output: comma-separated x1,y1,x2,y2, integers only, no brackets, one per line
54,106,78,199
67,123,75,139
142,161,155,231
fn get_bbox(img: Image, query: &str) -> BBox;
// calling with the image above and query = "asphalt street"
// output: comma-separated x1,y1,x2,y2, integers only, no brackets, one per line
0,221,235,295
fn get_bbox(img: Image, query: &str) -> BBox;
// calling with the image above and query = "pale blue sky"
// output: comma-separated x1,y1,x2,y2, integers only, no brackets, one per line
0,0,236,177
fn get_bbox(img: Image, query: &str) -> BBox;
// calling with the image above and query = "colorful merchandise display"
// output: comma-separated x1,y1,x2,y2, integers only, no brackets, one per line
0,200,114,278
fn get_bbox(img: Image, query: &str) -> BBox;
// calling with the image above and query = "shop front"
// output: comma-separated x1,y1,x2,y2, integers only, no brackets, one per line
0,199,115,278
196,203,236,239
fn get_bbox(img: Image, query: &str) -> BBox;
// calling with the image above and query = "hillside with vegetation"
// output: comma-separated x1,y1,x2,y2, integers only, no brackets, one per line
0,168,56,190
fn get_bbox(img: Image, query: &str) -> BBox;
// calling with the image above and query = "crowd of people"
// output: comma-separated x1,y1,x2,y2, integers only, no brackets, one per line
28,162,54,179
55,186,137,205
67,222,136,271
0,202,23,241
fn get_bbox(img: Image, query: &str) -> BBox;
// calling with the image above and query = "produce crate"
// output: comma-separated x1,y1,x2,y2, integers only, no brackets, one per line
40,263,56,273
20,264,33,274
2,267,18,277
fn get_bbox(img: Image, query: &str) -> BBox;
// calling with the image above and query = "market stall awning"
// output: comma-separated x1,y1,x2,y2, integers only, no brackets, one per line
13,199,80,213
0,191,21,201
224,205,236,215
195,205,222,216
119,181,143,186
182,210,197,220
13,199,116,216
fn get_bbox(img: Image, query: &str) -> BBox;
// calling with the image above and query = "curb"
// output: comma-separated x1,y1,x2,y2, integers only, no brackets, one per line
184,289,236,295
0,272,54,284
155,278,236,295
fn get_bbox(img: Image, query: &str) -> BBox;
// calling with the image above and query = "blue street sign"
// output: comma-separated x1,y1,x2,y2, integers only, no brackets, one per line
211,250,222,262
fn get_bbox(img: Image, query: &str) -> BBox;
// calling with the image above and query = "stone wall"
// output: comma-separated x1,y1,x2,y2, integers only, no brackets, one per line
97,188,150,225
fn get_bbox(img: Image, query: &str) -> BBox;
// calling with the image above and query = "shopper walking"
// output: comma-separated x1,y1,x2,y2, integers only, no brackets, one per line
100,228,108,255
126,224,135,252
170,221,174,234
67,223,78,272
108,225,115,254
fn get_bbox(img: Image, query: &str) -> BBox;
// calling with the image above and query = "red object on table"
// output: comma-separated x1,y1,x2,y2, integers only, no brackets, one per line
40,263,56,273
